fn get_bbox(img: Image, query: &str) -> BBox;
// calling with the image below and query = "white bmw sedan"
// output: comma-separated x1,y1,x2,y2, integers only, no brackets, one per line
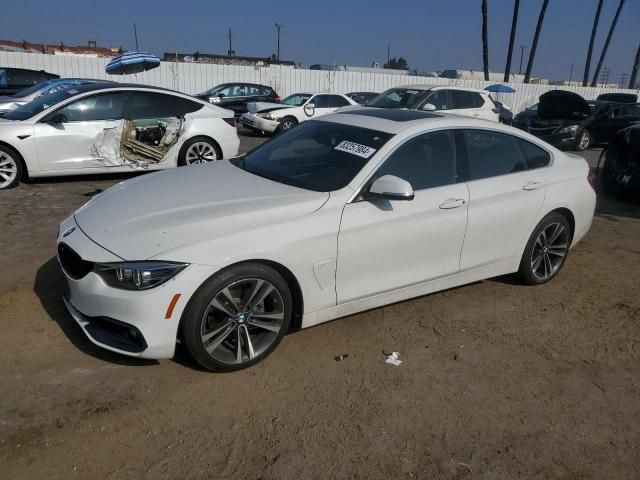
57,108,596,371
0,83,240,190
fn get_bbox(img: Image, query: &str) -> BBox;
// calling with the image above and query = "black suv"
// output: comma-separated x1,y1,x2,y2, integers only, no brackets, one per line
0,67,59,95
195,83,280,117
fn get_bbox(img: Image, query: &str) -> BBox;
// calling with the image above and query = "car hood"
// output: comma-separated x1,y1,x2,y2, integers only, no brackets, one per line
247,102,294,114
539,90,591,120
74,161,329,260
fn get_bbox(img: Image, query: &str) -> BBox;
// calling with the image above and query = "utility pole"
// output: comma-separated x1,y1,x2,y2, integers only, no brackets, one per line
504,0,520,82
518,44,527,74
387,43,390,66
591,0,626,87
569,62,574,83
275,23,283,61
228,28,234,56
133,23,139,51
619,73,628,88
629,43,640,89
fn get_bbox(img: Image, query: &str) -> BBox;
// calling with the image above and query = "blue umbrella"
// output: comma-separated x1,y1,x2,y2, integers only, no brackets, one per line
106,51,160,75
485,84,516,93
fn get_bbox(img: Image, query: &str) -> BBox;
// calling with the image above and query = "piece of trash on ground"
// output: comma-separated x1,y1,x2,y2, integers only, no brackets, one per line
334,354,349,361
385,351,402,366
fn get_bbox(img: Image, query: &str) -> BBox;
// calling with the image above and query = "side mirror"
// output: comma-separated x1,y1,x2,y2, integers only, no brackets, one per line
366,175,414,201
422,103,436,112
303,103,315,117
47,113,67,124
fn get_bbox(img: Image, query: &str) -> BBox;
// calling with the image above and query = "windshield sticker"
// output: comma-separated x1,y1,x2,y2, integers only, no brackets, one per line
334,140,377,159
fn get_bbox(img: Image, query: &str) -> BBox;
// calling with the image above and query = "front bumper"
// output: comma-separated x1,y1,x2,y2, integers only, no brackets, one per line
57,216,217,359
514,124,580,149
240,113,279,133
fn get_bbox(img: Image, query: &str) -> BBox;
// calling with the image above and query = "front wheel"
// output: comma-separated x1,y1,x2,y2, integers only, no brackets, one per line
518,213,572,285
0,146,23,190
178,137,221,166
181,263,293,372
276,117,298,134
576,129,591,151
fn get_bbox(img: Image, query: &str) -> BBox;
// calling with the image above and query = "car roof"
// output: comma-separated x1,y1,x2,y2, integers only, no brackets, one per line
53,82,191,96
319,107,511,134
393,84,488,94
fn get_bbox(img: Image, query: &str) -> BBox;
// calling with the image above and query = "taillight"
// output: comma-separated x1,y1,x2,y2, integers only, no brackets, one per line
273,97,281,103
223,118,237,127
587,171,596,190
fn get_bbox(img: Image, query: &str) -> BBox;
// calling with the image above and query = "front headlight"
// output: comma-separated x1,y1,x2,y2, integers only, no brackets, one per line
558,125,580,135
94,261,188,290
257,112,276,120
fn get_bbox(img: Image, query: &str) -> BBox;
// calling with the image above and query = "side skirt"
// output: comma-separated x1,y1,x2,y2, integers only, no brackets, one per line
301,257,520,329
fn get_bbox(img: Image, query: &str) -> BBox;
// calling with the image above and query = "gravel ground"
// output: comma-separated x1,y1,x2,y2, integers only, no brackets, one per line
0,130,639,479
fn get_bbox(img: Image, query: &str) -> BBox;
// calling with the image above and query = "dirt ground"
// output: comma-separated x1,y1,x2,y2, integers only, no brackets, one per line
1,131,639,480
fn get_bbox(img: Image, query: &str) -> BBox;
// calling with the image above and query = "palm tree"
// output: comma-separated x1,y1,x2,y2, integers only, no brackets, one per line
504,0,520,82
524,0,550,84
582,0,603,87
629,43,640,89
482,0,490,81
591,0,626,87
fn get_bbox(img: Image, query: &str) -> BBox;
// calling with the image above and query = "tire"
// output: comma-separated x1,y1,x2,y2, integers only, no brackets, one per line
181,263,293,372
576,129,591,151
518,213,572,285
277,116,298,134
178,137,221,166
0,145,23,190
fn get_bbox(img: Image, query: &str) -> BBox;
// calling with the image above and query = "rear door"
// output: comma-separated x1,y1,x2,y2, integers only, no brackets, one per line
459,129,549,270
33,92,127,170
448,90,485,119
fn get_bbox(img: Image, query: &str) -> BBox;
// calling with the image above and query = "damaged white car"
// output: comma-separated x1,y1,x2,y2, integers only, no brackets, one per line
0,83,240,190
240,92,357,135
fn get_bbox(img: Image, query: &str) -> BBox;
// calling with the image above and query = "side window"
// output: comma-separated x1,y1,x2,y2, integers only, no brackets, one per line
425,90,448,110
0,69,6,87
516,138,551,169
450,91,477,109
464,129,528,180
55,92,126,122
472,93,486,107
127,92,202,119
617,104,640,117
312,95,329,108
326,95,350,107
376,130,457,190
261,86,274,96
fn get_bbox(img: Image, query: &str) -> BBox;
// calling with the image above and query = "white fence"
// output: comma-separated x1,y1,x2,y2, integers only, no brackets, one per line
2,51,638,114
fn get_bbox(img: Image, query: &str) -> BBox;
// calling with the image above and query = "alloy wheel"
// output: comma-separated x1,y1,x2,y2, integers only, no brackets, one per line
280,120,295,130
200,278,285,365
185,142,217,164
0,151,18,189
530,222,569,280
578,130,590,150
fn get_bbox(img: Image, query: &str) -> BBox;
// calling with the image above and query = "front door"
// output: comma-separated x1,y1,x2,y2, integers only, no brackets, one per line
337,130,469,303
33,92,126,170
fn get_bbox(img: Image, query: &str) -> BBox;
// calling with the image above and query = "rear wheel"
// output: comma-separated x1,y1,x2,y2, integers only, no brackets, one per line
0,146,22,190
518,213,572,285
181,263,292,372
178,137,221,166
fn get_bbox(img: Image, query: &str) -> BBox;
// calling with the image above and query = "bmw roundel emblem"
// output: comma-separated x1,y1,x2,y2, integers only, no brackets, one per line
62,227,76,238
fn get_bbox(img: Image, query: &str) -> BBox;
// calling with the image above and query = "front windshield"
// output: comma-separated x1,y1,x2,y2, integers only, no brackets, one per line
234,120,393,192
199,84,227,96
4,88,82,121
281,94,312,106
367,88,430,109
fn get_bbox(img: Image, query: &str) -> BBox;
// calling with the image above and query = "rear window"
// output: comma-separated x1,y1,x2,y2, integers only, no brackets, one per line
367,88,430,109
464,129,527,180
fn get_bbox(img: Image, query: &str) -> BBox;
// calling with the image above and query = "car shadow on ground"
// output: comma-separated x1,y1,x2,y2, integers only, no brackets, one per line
595,189,640,220
33,257,158,367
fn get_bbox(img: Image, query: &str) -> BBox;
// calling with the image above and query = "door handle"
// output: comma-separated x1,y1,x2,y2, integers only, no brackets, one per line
472,113,480,117
439,198,466,209
523,181,544,191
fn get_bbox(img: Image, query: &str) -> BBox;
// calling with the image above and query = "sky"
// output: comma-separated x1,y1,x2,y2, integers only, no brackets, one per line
2,0,639,84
